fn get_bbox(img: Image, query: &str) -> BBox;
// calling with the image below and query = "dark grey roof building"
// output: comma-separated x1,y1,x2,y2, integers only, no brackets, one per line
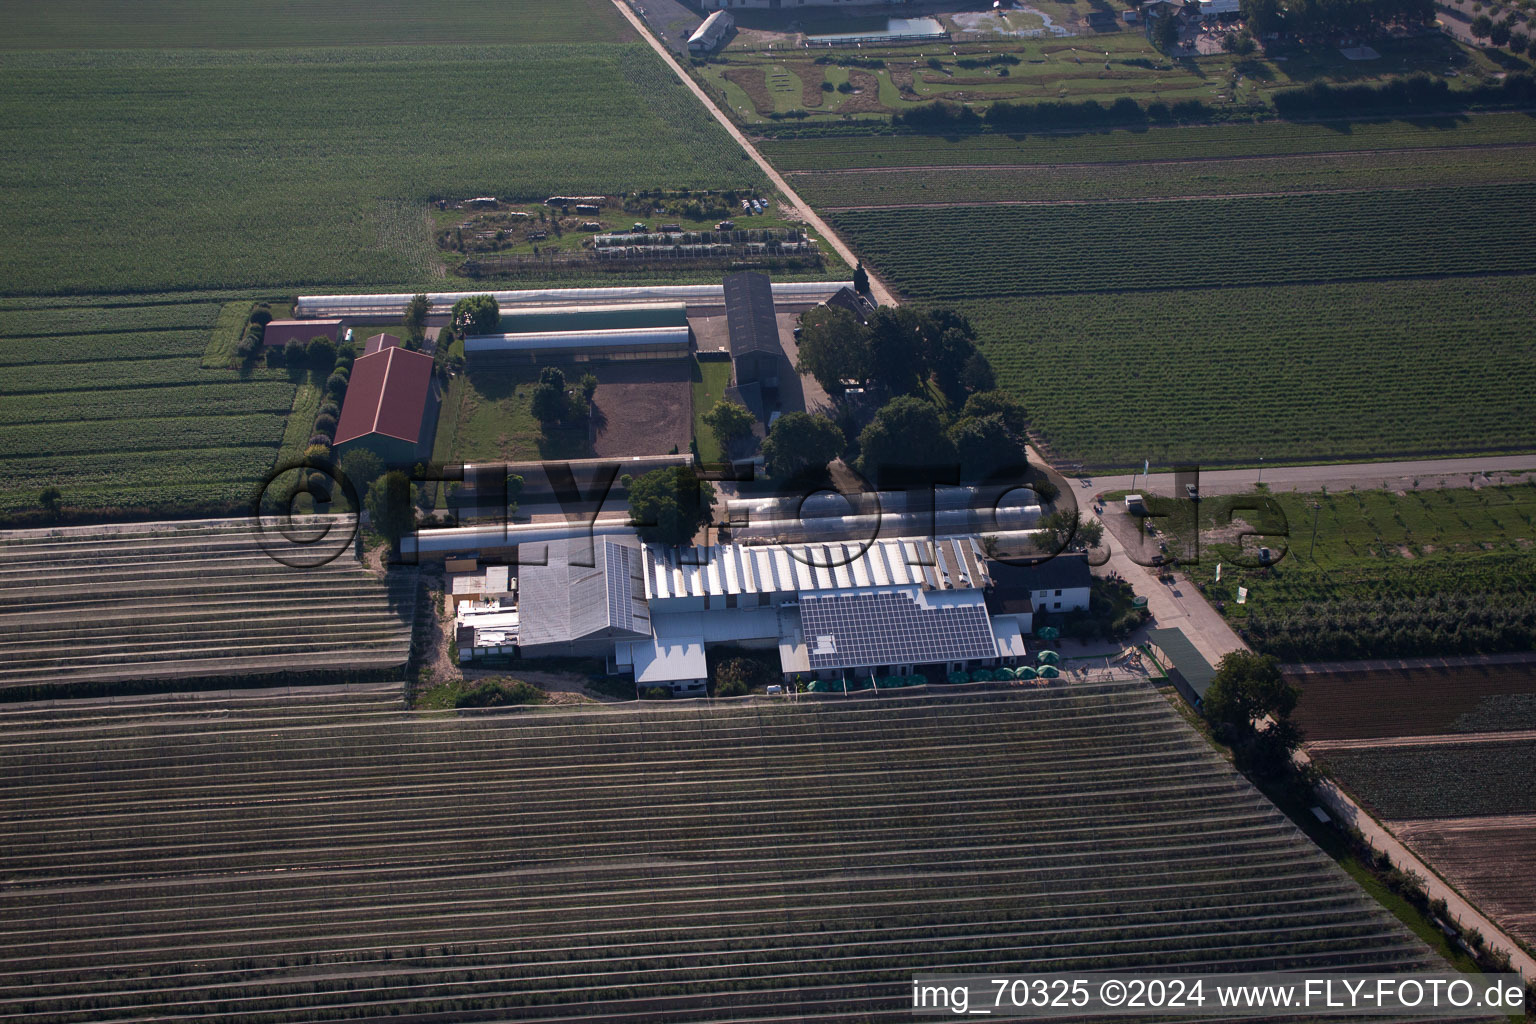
724,270,781,390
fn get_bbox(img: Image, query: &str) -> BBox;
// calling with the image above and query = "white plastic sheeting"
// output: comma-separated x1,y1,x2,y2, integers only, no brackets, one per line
295,281,853,320
464,326,690,355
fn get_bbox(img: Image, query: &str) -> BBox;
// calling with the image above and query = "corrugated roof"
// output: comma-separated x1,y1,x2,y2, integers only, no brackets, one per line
642,536,989,601
334,345,434,447
497,302,686,334
723,271,781,359
262,319,342,348
364,332,401,355
517,538,649,647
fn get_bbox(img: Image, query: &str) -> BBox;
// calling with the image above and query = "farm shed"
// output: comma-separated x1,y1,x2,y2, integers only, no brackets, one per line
333,344,438,466
724,270,781,392
688,10,734,54
1198,0,1240,14
464,326,691,365
1147,627,1218,707
363,332,402,355
497,302,687,335
516,538,651,659
262,318,342,348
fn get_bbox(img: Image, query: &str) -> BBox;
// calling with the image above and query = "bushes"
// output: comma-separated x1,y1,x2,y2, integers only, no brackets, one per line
313,413,338,438
892,96,1213,135
453,678,547,708
1272,72,1536,118
325,370,349,399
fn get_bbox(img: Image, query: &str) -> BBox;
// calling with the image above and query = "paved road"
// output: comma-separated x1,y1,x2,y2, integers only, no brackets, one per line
611,0,899,308
1075,453,1536,498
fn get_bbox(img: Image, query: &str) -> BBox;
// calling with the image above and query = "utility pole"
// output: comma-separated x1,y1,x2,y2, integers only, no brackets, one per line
1257,456,1264,487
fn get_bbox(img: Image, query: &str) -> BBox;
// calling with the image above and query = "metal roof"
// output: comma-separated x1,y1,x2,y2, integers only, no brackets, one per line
516,538,650,647
724,270,781,359
294,282,852,320
642,536,990,602
497,302,687,334
333,345,434,447
1147,627,1219,700
464,326,689,355
689,9,734,46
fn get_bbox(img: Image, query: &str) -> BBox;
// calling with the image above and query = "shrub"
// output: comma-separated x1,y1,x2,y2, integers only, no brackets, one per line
248,307,273,326
265,346,284,368
307,336,336,368
313,412,338,437
283,338,306,366
235,333,260,361
642,686,672,700
454,678,546,708
325,371,349,398
837,81,854,93
317,401,340,420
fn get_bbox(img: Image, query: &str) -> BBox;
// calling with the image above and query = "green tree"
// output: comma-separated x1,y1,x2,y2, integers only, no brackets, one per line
1489,19,1511,46
1239,0,1285,35
579,373,599,403
949,413,1027,482
450,294,499,337
339,449,385,496
794,305,870,394
703,399,756,455
627,465,716,547
307,336,336,369
365,471,416,546
961,351,996,393
531,366,568,425
38,485,62,516
1031,507,1103,552
283,338,306,367
853,262,870,295
866,306,930,397
856,396,957,484
1202,651,1296,733
403,293,430,348
961,390,1027,435
1153,10,1181,50
1471,12,1494,37
761,411,845,483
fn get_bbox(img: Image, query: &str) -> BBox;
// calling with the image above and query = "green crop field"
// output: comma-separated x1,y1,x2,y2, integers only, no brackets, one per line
0,301,299,519
0,44,763,297
0,0,633,48
762,113,1536,169
0,684,1448,1019
830,183,1536,300
1316,740,1536,819
962,276,1536,467
793,144,1536,208
1143,485,1536,662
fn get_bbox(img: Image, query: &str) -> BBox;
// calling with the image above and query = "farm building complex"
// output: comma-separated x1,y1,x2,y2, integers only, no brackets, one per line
453,532,1091,695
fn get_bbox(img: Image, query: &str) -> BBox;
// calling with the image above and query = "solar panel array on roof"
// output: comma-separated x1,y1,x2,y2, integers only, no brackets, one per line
798,591,997,670
606,544,640,634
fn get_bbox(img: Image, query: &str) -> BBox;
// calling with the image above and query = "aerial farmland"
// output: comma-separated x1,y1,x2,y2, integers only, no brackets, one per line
0,0,1534,1018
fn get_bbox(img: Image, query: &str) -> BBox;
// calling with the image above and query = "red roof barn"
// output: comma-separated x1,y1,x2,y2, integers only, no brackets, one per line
333,345,438,465
363,332,402,355
263,319,343,348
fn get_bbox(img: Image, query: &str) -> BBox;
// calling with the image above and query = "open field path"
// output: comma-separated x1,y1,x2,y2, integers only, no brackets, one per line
611,0,898,308
1307,729,1536,753
781,141,1536,175
1074,453,1536,490
1287,651,1536,674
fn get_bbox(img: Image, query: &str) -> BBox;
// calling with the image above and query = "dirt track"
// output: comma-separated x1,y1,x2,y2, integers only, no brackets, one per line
610,0,899,306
